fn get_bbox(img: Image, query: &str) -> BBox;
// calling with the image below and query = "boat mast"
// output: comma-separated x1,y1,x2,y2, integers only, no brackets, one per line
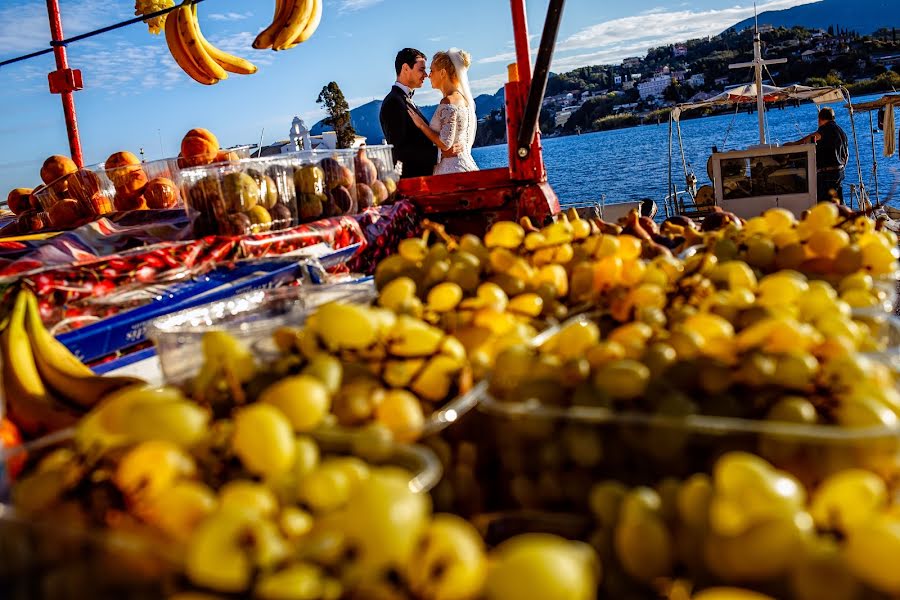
727,7,786,145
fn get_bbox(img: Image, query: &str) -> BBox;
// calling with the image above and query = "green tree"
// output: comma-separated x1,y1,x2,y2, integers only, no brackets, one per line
316,82,356,149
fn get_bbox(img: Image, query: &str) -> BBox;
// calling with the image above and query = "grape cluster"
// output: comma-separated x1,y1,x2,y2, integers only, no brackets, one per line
587,452,900,599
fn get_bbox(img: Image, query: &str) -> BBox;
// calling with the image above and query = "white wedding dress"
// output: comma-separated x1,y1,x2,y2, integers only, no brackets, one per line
430,102,479,175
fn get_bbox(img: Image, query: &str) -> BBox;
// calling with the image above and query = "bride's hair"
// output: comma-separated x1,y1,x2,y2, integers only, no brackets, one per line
431,49,472,83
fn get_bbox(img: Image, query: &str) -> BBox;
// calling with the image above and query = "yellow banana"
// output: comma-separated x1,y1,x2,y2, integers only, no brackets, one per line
273,0,314,51
192,5,257,75
1,291,79,437
165,4,218,84
253,0,289,50
23,292,142,410
176,3,228,81
290,0,322,46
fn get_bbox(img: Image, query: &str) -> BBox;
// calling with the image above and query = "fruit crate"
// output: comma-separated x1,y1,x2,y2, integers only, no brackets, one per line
0,429,441,600
477,385,900,512
354,144,399,206
149,280,377,384
180,155,300,238
279,149,361,219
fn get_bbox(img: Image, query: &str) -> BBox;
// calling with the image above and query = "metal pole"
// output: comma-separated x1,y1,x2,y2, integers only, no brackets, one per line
754,33,766,145
869,110,880,204
509,0,533,89
45,0,83,167
665,115,672,218
516,0,565,159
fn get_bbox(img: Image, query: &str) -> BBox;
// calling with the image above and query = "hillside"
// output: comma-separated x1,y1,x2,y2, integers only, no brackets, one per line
731,0,900,34
312,88,505,145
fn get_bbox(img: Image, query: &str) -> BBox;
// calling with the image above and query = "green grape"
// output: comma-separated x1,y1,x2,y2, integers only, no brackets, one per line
398,237,428,262
714,237,739,261
833,244,863,274
427,281,464,312
423,242,450,270
772,352,819,390
232,404,296,477
810,468,887,532
259,375,331,433
774,243,807,271
614,494,673,582
447,260,481,293
842,515,900,594
744,236,776,270
765,396,818,424
422,258,451,289
642,342,677,376
588,481,627,528
592,359,650,400
300,353,342,396
374,254,418,289
490,272,527,297
123,398,209,448
677,473,713,529
378,276,417,311
561,425,603,468
458,233,490,265
219,480,278,518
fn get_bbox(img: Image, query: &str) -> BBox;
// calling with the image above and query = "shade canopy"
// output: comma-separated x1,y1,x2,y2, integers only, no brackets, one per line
672,83,846,121
850,93,900,113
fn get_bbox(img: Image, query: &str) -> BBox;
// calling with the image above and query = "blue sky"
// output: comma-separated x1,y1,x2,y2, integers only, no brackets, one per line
0,0,818,193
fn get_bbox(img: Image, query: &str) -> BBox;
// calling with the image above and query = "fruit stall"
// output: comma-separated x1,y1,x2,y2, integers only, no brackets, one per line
2,1,900,600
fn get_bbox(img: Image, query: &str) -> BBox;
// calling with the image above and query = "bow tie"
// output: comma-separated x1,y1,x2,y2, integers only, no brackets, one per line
407,90,414,99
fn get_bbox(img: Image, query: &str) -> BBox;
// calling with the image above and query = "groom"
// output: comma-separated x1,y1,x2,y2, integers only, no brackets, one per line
380,48,456,178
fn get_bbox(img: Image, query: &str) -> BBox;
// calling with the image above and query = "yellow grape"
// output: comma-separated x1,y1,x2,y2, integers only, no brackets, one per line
714,260,757,291
841,288,878,308
144,480,217,541
406,513,487,600
839,272,873,292
588,480,628,526
585,340,626,369
553,320,600,361
809,468,886,532
804,202,839,229
842,515,900,594
615,501,673,582
219,480,279,518
484,221,525,249
279,506,314,539
301,353,343,396
677,473,713,529
704,513,812,582
255,563,325,600
374,389,425,442
259,375,331,433
790,537,862,600
807,228,850,259
114,440,196,502
535,264,568,297
694,588,776,600
310,303,379,350
398,237,428,262
299,463,352,512
426,281,464,312
507,293,543,317
185,510,255,593
476,282,509,311
232,404,296,477
757,273,808,304
379,276,417,311
617,235,642,260
772,352,818,390
123,397,209,448
762,208,796,233
861,241,899,275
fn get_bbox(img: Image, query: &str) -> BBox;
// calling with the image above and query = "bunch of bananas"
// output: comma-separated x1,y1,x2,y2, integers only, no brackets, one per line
165,1,257,85
0,290,142,439
134,0,174,35
254,0,323,51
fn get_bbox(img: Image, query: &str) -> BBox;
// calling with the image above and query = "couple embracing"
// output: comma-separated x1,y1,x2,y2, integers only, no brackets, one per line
379,48,479,178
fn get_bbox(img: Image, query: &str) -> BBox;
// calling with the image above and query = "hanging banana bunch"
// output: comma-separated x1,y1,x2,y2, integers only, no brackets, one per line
254,0,323,51
164,1,258,85
135,0,175,35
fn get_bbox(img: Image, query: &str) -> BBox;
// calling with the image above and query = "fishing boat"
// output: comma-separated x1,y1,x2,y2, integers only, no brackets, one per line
662,26,872,221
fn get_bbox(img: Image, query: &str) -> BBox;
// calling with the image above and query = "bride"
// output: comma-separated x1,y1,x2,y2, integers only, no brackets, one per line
407,48,479,175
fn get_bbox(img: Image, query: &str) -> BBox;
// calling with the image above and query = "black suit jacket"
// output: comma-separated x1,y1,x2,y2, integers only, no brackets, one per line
379,85,438,178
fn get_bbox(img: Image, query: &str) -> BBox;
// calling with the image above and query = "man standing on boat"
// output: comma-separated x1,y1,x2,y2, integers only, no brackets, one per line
787,107,848,203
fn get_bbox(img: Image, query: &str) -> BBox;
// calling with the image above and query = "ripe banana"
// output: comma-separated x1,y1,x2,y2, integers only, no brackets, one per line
176,3,228,81
253,0,289,50
23,292,142,410
1,291,79,437
288,0,322,47
192,5,257,75
273,0,315,51
165,3,217,84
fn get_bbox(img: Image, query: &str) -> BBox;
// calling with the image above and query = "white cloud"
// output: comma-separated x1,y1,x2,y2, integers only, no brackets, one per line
0,0,131,55
208,12,253,22
339,0,385,13
469,72,509,95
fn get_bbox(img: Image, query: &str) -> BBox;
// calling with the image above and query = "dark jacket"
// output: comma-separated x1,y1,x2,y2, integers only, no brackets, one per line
379,85,437,178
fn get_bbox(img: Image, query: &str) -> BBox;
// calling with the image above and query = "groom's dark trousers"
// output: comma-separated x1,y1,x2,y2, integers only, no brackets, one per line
379,85,438,179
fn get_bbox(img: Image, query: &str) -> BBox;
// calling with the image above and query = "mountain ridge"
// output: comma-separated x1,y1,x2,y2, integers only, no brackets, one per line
730,0,899,34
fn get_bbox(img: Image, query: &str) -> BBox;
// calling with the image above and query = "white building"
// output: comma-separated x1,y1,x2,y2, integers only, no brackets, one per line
622,56,642,69
638,75,672,99
614,75,622,85
688,73,705,87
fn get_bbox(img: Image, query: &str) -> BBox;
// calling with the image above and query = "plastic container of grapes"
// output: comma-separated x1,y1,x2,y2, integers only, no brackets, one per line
280,148,360,219
149,281,378,384
0,428,441,599
179,155,299,238
855,312,900,371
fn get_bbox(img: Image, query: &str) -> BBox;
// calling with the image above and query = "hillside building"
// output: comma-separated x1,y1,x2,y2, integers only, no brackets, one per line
638,75,673,99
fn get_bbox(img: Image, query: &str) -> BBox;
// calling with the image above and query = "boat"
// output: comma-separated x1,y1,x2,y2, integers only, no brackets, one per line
662,26,870,221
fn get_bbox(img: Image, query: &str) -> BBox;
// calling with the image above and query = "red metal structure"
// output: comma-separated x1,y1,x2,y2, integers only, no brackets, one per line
45,0,85,168
398,0,563,234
